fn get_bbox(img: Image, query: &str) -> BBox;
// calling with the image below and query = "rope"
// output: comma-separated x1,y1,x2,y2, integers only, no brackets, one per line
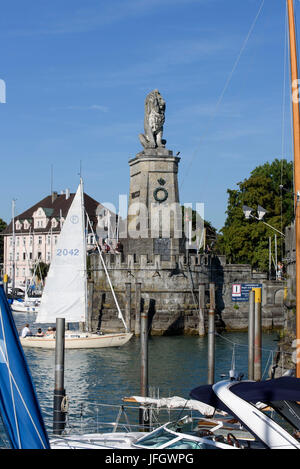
214,331,293,357
61,395,69,413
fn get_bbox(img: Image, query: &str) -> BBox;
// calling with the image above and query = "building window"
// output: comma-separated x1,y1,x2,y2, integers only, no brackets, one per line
29,236,33,246
29,252,32,260
38,252,42,259
23,253,26,260
47,252,51,262
54,236,58,245
47,236,51,245
38,236,42,245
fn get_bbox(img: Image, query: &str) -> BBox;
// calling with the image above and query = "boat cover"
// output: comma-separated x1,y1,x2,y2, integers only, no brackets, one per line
190,377,300,412
124,396,215,416
0,284,50,449
189,384,228,413
229,377,300,402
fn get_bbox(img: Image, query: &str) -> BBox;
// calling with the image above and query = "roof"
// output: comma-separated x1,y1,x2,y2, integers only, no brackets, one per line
2,192,106,235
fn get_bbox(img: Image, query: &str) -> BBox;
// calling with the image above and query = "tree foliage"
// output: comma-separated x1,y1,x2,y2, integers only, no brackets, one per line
216,159,294,271
31,262,49,282
181,206,217,248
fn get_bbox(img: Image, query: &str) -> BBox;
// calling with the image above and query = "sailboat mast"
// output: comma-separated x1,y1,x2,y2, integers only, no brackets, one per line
80,178,88,329
11,199,16,291
287,0,300,377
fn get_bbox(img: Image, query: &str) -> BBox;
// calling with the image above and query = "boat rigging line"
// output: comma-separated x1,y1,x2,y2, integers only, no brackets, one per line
180,0,265,190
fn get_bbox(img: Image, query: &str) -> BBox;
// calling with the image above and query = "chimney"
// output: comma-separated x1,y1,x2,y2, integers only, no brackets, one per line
65,188,70,200
51,191,58,203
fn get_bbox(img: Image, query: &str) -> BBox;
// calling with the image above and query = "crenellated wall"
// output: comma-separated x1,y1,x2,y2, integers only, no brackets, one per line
87,252,285,335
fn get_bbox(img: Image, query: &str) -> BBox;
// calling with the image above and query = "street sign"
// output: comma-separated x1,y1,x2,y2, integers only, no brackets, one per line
232,283,262,302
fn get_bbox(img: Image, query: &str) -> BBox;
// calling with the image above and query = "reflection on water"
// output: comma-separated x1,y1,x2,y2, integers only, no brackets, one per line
0,311,279,445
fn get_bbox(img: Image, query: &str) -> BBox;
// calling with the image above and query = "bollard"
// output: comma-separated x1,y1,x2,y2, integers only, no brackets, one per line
53,318,66,435
207,283,215,385
135,283,142,336
139,309,149,430
198,283,206,337
125,282,132,332
248,290,255,380
253,288,262,381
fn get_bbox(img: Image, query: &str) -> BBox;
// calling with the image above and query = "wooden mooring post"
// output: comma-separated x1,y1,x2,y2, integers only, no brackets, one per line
135,282,142,336
53,318,66,435
207,282,215,385
125,282,131,332
139,308,149,430
198,283,206,337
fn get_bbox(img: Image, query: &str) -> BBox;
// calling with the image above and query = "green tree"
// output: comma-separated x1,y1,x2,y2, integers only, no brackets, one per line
181,206,217,249
216,159,294,271
31,262,49,282
0,218,7,264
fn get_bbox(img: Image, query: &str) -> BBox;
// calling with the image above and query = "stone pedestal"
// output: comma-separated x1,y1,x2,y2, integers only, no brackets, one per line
124,148,183,258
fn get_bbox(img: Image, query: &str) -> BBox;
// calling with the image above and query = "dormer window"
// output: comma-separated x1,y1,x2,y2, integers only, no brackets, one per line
15,220,22,230
51,218,58,228
23,219,31,230
33,207,49,229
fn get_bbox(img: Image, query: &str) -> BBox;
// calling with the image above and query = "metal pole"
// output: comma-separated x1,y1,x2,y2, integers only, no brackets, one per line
269,237,271,280
139,309,149,430
207,282,215,385
275,234,278,280
248,290,255,380
53,318,66,435
12,200,16,291
253,288,262,381
198,283,206,337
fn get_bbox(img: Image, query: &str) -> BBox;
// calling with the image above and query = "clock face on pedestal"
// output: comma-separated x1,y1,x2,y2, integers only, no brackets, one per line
153,178,168,203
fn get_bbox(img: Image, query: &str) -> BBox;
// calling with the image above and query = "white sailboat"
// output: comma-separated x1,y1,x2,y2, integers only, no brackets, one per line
11,296,40,314
20,179,133,349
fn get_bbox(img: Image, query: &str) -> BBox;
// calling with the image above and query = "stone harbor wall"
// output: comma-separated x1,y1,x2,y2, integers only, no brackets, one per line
271,223,296,377
87,252,285,335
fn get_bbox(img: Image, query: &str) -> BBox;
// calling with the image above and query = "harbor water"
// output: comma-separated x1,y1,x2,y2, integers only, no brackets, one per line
0,311,279,447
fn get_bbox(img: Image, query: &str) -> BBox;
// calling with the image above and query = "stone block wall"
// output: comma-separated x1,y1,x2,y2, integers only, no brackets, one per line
87,252,285,335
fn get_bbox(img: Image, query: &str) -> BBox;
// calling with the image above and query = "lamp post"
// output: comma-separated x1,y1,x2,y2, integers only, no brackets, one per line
242,205,285,281
242,205,285,237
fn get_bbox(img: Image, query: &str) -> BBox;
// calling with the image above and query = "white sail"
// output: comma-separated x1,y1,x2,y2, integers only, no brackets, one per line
36,181,87,324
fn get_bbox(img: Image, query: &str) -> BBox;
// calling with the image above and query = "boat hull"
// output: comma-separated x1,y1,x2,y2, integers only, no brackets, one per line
11,302,40,313
20,332,133,349
50,432,144,449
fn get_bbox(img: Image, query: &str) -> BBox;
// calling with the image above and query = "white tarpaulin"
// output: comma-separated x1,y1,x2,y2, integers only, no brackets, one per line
125,396,215,417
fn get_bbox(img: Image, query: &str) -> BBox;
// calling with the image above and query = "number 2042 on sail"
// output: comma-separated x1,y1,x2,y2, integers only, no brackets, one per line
56,249,79,256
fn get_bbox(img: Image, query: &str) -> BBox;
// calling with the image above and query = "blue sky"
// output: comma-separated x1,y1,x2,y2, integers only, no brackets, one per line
0,0,298,230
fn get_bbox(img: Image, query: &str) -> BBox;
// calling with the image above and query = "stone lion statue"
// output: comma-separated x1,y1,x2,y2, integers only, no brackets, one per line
139,89,166,149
